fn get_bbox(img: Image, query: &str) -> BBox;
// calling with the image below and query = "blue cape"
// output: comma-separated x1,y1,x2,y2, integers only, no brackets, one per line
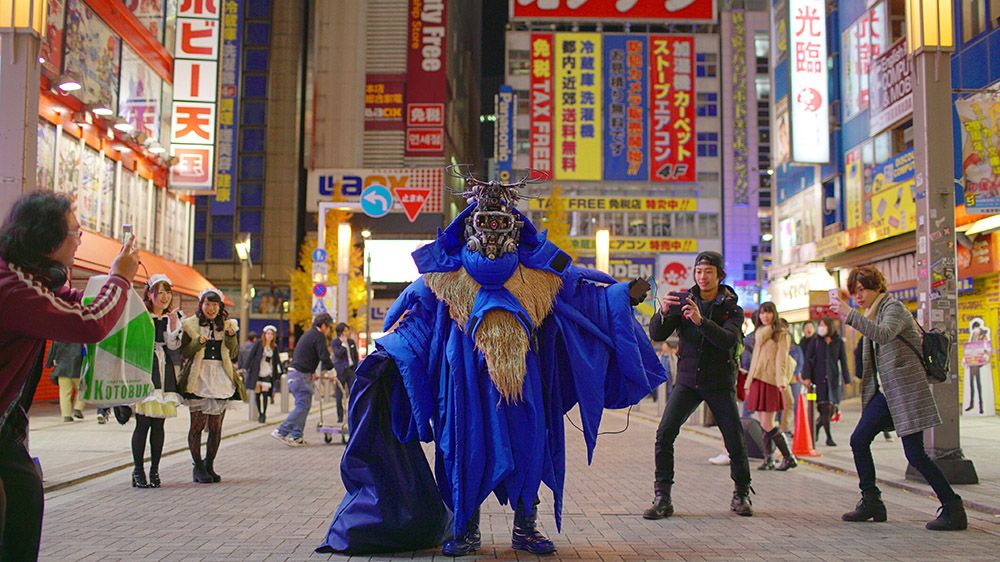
318,207,665,554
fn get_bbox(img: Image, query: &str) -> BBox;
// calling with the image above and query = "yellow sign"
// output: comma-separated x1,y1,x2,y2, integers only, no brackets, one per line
554,33,602,180
865,149,916,241
528,196,697,212
570,237,698,254
844,147,863,230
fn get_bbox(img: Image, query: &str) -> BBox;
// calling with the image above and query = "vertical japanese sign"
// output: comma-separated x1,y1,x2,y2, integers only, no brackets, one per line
841,1,887,118
731,12,749,205
869,38,912,134
649,35,696,183
530,33,554,174
554,33,602,180
170,0,222,191
405,0,447,156
213,0,242,214
495,85,516,182
365,74,406,131
844,146,863,230
788,0,829,164
603,34,648,181
957,96,1000,213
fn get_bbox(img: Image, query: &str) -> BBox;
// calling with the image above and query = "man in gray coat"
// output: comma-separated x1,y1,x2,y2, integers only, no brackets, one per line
831,264,966,531
46,341,86,422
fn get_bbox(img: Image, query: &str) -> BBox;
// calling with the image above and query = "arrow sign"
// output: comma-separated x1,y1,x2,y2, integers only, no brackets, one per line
395,187,432,222
361,184,393,218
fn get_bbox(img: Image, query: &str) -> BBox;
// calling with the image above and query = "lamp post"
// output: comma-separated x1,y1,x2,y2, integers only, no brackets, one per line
361,229,371,355
0,0,46,218
906,0,977,483
595,229,610,274
337,223,351,324
235,233,252,346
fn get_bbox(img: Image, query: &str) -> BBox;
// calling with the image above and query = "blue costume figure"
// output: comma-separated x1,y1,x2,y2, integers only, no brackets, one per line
317,169,666,556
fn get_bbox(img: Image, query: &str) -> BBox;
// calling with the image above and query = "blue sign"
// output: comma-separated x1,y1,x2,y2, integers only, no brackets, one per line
312,284,327,298
361,184,393,218
496,84,515,182
603,34,648,181
312,248,328,263
211,0,243,216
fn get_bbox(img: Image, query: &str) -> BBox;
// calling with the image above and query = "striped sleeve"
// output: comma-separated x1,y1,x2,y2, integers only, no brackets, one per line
1,271,131,344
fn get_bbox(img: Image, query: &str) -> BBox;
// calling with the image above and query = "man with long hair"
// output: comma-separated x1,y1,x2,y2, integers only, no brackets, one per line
0,192,139,560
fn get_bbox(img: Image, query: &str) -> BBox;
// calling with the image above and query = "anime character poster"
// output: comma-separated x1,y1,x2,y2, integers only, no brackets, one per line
958,276,999,417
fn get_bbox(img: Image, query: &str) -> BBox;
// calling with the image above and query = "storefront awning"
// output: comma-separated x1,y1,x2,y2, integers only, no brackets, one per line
73,231,230,305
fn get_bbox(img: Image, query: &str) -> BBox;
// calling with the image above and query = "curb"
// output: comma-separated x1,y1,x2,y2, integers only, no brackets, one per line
628,408,1000,517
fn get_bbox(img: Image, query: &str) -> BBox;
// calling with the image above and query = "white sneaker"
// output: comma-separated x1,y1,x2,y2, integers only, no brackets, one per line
270,429,286,443
708,452,730,465
284,435,306,447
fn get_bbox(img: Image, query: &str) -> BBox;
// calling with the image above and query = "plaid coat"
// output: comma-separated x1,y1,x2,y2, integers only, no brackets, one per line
846,295,941,437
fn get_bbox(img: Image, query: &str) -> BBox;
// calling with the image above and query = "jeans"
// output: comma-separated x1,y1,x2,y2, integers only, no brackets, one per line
277,371,312,439
0,437,44,561
655,384,751,489
850,391,958,503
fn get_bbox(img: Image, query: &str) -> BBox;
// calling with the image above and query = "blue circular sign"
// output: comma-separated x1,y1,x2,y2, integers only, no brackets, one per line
312,284,327,298
312,248,328,263
361,184,394,218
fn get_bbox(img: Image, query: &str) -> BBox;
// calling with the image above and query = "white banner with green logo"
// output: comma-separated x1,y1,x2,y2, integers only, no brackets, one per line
80,276,155,406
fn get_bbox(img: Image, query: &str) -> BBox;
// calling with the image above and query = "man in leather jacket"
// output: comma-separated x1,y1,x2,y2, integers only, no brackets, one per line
642,251,753,518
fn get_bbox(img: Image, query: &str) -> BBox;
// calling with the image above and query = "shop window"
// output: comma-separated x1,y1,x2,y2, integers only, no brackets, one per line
211,214,234,235
239,210,263,234
696,53,717,78
240,155,265,181
247,0,272,18
509,49,531,76
195,209,208,234
240,183,264,207
754,32,769,58
210,237,235,261
696,132,719,158
242,128,265,152
696,92,718,117
246,22,271,46
245,49,269,73
244,75,268,98
194,238,206,262
242,100,266,125
755,75,770,99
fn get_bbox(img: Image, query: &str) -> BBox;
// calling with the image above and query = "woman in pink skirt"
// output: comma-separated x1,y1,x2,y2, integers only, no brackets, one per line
744,302,797,471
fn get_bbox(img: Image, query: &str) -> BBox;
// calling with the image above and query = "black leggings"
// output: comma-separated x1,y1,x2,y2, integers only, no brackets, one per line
132,414,166,473
256,392,269,417
816,402,834,441
188,411,225,463
0,437,44,561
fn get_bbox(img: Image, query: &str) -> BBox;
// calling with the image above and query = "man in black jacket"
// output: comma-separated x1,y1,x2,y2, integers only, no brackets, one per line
332,323,359,424
643,251,753,518
272,314,334,446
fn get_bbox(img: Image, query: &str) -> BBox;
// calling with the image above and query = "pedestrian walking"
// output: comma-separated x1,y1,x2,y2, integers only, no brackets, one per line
245,325,283,423
131,274,184,488
179,289,241,484
802,317,851,446
0,191,138,561
744,302,797,471
272,314,334,446
644,251,754,519
831,264,967,531
778,319,803,438
332,323,358,424
45,341,86,422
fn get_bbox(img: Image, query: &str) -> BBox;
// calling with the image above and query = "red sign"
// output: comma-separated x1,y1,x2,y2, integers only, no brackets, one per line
958,232,999,278
511,0,715,23
365,74,406,131
405,0,448,157
170,146,215,187
395,187,432,222
649,35,696,183
406,129,445,152
530,33,554,174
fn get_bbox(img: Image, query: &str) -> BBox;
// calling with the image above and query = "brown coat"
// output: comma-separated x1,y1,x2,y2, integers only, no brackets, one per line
179,315,240,395
746,325,791,390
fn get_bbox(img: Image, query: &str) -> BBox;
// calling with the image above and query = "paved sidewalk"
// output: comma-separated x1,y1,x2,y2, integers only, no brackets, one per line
633,395,1000,515
38,405,1000,561
27,388,342,490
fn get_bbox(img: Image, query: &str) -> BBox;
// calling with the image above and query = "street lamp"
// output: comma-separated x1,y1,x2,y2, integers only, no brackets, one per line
337,223,351,324
0,0,47,35
235,233,252,345
595,229,610,274
906,0,977,484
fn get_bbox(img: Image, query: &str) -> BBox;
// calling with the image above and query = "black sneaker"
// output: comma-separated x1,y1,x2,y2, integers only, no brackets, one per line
731,488,754,517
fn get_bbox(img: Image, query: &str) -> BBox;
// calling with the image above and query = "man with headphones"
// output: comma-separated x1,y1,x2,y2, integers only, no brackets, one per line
0,192,140,561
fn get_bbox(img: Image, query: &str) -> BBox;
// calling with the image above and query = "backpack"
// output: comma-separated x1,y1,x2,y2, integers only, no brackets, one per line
895,322,951,384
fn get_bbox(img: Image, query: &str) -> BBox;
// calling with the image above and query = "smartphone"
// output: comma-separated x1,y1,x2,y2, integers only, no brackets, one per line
122,223,134,248
828,288,839,303
668,291,689,316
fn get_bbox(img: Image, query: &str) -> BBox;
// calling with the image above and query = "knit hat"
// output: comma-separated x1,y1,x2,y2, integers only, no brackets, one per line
694,251,726,279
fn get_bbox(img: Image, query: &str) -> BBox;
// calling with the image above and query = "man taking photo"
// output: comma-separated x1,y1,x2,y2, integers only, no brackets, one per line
0,192,139,561
642,251,752,519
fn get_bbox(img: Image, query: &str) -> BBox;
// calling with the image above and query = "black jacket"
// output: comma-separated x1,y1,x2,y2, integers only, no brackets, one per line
648,284,744,391
333,338,359,380
46,341,84,381
803,335,852,403
290,327,334,374
244,341,285,389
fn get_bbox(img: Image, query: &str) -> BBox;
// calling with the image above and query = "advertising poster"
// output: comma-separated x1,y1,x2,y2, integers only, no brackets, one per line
649,35,696,182
307,168,443,216
36,122,56,192
603,34,648,181
510,0,716,22
124,0,167,42
495,85,516,181
39,0,66,75
772,96,790,166
405,0,448,156
956,96,1000,213
655,253,698,297
869,38,912,134
63,0,121,112
554,32,603,180
78,147,103,232
841,1,887,118
864,148,916,241
56,131,81,198
576,256,655,282
527,195,696,213
844,146,863,230
213,0,243,214
788,0,829,163
529,33,554,174
119,45,163,139
365,74,406,131
958,276,999,416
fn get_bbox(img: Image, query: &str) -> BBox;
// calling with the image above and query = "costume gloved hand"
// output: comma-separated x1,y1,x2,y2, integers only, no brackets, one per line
628,278,651,307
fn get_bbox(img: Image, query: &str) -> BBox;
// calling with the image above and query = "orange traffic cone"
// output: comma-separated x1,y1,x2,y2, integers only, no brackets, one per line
792,392,821,457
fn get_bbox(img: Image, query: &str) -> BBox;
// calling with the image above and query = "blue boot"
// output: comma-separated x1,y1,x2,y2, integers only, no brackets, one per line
512,502,556,555
442,509,481,556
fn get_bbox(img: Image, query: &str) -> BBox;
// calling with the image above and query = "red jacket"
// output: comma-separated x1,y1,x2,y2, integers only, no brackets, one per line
0,259,130,427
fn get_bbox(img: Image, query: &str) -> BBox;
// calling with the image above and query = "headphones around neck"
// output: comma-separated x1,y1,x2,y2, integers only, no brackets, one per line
40,261,68,291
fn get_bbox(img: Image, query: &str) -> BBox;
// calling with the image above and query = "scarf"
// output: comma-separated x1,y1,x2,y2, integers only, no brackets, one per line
863,292,887,321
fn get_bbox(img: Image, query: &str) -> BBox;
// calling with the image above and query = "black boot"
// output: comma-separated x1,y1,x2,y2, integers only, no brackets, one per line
131,468,148,488
757,429,775,470
148,468,161,488
192,460,213,484
773,431,798,471
441,508,481,556
926,496,967,531
730,485,754,517
643,482,674,520
205,458,221,483
842,489,887,522
512,501,556,555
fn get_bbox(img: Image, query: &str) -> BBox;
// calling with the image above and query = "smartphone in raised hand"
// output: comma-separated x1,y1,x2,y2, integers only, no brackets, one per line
122,223,134,249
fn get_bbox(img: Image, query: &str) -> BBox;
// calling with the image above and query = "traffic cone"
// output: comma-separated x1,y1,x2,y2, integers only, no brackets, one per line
792,392,821,457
